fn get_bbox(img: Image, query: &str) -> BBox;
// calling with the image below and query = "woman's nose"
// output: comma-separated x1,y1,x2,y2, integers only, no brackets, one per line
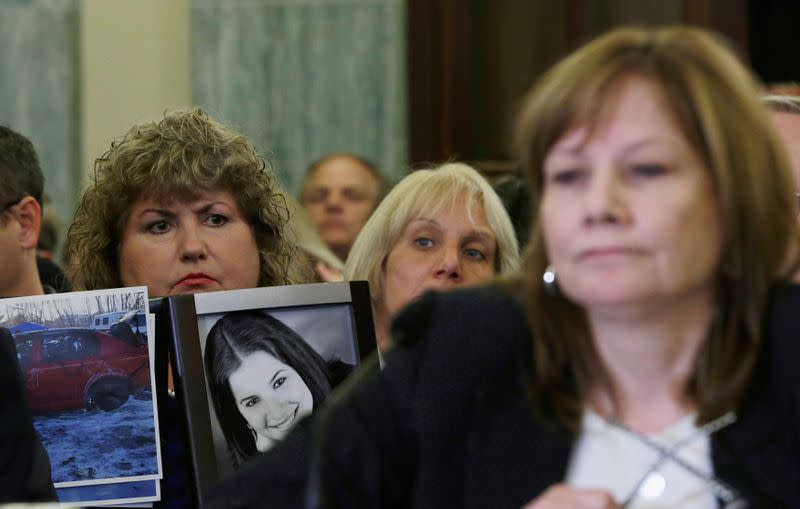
179,224,208,261
433,245,462,281
583,166,627,226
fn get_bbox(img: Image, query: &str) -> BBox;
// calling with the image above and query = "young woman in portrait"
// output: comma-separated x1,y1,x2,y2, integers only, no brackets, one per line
204,310,348,469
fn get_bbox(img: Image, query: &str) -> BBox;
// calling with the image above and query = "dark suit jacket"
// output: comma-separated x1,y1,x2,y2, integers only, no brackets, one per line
0,327,56,502
207,284,800,508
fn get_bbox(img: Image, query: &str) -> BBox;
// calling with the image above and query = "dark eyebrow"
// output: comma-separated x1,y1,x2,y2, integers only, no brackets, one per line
237,369,287,404
139,208,176,219
194,201,231,214
270,369,286,384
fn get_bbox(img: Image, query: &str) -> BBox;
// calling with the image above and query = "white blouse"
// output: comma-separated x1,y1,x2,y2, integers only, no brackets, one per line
565,410,717,509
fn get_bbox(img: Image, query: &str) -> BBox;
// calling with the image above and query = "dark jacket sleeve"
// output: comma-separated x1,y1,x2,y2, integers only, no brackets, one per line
204,348,416,509
204,294,432,509
204,285,529,509
0,327,56,503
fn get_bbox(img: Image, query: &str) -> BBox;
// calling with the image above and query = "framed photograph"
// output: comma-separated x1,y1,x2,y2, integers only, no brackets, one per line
0,287,163,507
161,281,376,503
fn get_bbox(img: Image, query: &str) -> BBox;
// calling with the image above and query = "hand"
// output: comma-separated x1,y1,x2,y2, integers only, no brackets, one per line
522,484,619,509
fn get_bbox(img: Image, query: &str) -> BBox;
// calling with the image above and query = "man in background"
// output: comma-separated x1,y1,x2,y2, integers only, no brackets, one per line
300,153,385,263
0,126,47,298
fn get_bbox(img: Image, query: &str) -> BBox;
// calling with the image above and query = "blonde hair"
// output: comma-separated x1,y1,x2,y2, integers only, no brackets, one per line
764,94,800,115
65,108,309,291
345,162,519,301
512,26,799,432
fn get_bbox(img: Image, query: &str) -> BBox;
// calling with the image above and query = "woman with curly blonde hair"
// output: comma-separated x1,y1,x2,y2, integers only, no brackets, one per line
65,108,308,295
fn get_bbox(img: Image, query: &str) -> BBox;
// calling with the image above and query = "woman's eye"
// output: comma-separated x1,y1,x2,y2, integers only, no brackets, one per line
244,397,260,408
630,164,667,177
205,213,229,227
146,220,172,234
414,237,434,249
272,376,286,390
463,247,486,261
549,168,585,185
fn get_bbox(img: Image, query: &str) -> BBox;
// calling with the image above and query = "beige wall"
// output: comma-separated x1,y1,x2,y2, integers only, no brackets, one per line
81,0,191,183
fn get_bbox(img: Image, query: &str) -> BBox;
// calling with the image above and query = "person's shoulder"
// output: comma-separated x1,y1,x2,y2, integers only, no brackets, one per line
765,283,800,347
389,280,531,369
763,283,800,389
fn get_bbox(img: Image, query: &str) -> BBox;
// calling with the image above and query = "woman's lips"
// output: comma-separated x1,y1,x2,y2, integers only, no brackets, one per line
176,273,216,287
577,246,646,261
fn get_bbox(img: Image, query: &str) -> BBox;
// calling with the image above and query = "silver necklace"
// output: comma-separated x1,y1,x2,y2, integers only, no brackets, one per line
604,411,746,508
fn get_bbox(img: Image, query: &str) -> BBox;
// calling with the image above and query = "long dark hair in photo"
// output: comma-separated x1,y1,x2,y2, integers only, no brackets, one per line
204,310,332,468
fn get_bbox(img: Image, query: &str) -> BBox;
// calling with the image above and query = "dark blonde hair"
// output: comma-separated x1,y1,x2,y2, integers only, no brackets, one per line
65,108,307,291
513,26,799,432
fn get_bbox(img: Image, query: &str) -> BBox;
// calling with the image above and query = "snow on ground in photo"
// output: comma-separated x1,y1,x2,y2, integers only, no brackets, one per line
34,389,159,484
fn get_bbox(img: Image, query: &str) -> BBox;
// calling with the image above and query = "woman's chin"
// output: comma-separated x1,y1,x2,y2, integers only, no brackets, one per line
254,434,276,452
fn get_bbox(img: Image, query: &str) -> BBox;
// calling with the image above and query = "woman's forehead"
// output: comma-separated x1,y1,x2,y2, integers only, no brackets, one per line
132,187,238,208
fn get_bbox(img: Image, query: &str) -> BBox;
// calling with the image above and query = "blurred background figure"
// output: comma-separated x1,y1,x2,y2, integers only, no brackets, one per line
36,194,60,262
35,194,70,293
493,174,533,249
345,162,519,351
300,153,386,265
286,195,345,282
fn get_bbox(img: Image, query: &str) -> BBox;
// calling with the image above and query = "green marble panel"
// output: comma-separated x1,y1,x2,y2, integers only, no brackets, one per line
192,0,407,195
0,0,80,243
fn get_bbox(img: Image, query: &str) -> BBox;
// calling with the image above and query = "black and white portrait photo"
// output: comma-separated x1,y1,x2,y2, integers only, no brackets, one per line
166,281,374,488
201,307,355,471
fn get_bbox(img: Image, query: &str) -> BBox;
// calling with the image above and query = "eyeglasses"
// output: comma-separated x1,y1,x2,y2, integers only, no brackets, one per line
608,412,747,509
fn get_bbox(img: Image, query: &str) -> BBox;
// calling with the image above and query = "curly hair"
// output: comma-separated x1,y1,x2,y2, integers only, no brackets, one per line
65,108,308,291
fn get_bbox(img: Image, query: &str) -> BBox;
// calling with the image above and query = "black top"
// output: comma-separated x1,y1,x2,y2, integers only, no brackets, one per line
206,283,800,508
0,327,56,503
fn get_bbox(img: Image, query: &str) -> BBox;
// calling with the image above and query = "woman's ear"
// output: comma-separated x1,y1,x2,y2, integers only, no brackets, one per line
12,196,41,249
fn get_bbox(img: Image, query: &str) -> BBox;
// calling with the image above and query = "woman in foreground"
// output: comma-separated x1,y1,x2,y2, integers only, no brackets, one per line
209,25,800,509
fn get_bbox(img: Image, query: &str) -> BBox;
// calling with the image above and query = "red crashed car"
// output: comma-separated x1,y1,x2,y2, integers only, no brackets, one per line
13,328,150,413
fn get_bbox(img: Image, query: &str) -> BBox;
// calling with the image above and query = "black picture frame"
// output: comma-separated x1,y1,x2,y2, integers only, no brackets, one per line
157,281,375,505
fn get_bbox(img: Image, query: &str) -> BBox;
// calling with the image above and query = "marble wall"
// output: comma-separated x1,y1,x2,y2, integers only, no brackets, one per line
0,0,80,241
191,0,408,195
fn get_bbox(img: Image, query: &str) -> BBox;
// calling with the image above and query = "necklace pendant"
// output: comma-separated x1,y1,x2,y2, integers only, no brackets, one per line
639,471,666,499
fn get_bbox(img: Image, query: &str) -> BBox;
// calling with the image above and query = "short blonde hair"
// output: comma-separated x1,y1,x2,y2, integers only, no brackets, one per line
65,108,308,291
345,162,519,301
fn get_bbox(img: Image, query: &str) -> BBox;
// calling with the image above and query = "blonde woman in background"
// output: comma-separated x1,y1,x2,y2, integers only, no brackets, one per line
345,162,519,351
